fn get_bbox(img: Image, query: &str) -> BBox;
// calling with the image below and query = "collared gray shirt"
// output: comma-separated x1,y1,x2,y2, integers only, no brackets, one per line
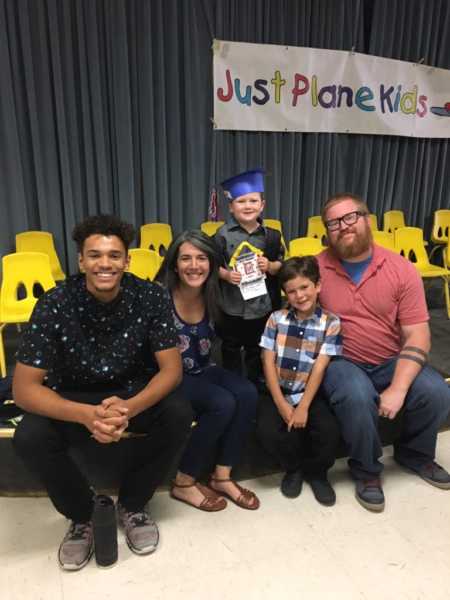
214,217,284,319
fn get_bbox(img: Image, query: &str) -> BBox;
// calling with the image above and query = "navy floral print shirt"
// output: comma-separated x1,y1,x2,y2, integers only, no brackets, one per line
171,302,214,375
17,273,178,392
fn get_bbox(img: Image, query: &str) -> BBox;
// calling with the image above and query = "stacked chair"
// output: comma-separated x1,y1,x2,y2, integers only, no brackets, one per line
0,252,56,377
289,237,324,257
16,231,65,281
263,218,289,257
140,223,173,256
429,209,450,264
371,230,397,252
200,221,224,236
306,216,327,246
383,210,406,234
394,227,450,318
128,249,161,281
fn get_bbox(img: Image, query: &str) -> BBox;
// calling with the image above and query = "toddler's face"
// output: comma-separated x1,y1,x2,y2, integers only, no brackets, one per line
228,193,265,227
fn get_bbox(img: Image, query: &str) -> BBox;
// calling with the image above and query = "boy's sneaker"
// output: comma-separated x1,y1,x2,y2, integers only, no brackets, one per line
280,469,303,498
355,478,385,512
117,503,159,555
307,477,336,506
58,521,94,571
395,459,450,490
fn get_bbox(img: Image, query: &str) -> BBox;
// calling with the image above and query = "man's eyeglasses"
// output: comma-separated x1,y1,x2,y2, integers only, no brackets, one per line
324,210,368,232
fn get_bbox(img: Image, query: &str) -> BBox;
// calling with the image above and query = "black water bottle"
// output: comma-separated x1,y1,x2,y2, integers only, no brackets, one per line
92,494,118,567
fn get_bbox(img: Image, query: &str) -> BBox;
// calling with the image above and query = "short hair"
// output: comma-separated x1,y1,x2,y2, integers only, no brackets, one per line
279,256,321,290
155,229,223,323
72,215,135,252
321,193,369,223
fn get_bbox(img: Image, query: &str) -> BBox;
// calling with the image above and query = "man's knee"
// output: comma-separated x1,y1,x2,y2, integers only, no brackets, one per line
13,414,56,458
322,360,378,415
407,367,450,419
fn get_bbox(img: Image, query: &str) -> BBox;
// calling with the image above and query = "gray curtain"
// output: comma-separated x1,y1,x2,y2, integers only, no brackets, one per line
1,0,449,273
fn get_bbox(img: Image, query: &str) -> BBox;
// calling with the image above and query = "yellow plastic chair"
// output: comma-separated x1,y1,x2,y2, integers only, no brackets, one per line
306,216,327,245
140,223,173,256
128,248,161,281
0,252,56,377
16,231,65,281
200,221,224,236
383,210,406,234
289,237,324,257
368,214,379,231
394,227,450,318
264,219,289,258
429,210,450,263
263,218,283,232
372,231,397,252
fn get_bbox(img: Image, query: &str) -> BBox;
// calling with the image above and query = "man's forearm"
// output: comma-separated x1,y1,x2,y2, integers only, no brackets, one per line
126,365,182,418
13,381,90,425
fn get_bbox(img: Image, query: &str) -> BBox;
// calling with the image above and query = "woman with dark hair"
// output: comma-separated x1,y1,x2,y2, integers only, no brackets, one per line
157,230,260,511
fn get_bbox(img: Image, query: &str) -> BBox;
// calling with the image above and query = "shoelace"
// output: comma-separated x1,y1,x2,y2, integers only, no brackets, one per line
124,511,151,528
68,523,91,540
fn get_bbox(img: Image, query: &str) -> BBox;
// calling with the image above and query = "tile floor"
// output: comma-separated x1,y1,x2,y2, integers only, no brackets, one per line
2,431,450,600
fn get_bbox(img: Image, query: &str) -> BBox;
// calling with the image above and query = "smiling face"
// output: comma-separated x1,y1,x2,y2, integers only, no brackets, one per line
176,241,210,290
228,192,265,229
78,234,129,302
324,198,372,261
283,274,320,320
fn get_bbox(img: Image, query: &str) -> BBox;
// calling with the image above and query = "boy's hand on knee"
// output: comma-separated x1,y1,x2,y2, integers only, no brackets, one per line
277,400,294,427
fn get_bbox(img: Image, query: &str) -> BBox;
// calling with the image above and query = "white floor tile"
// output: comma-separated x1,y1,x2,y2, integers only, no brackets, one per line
2,431,450,600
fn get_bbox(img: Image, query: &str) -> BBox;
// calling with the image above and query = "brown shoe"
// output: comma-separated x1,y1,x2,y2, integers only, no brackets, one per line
209,477,260,510
170,481,227,512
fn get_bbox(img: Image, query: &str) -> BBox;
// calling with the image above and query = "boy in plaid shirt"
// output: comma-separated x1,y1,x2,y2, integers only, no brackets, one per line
258,256,342,505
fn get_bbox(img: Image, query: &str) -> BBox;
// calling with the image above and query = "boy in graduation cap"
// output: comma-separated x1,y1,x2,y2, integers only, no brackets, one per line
214,169,284,385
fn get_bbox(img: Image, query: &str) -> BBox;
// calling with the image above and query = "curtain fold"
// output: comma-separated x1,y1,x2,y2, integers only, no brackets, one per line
1,0,449,272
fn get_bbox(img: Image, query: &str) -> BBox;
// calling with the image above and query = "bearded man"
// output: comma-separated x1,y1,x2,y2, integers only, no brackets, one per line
317,193,450,512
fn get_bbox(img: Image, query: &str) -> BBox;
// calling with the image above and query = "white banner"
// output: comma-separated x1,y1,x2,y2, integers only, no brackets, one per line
213,39,450,138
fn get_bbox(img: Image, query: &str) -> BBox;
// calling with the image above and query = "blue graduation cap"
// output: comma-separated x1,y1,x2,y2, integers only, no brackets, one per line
221,168,265,200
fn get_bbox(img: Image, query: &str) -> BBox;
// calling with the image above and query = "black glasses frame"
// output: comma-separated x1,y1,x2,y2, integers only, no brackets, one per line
324,210,368,232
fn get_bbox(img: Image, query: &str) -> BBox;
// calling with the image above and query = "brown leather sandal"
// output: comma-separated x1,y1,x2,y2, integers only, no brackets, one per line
209,477,260,510
170,480,227,512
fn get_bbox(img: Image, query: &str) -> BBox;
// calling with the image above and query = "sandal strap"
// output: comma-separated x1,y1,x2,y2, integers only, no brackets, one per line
171,479,197,489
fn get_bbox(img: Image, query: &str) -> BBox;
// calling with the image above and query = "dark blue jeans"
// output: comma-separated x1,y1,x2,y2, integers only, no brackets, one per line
178,366,258,478
321,357,450,479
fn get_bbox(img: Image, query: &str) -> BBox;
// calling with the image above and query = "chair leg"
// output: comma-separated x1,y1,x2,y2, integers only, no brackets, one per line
444,277,450,319
0,324,7,378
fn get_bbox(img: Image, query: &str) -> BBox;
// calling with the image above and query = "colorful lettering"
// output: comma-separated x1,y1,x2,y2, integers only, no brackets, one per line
355,87,375,111
291,74,309,107
217,69,233,102
271,70,286,104
235,78,252,106
253,80,270,105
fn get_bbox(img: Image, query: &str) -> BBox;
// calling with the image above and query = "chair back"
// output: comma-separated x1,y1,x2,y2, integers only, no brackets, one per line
394,227,431,269
372,231,397,252
431,210,450,245
263,219,283,233
140,223,173,255
383,210,405,234
0,252,56,323
306,216,327,245
16,231,65,281
200,221,224,236
128,249,161,281
289,237,324,257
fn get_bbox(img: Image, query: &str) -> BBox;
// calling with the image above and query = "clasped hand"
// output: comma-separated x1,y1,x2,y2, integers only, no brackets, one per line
85,396,129,444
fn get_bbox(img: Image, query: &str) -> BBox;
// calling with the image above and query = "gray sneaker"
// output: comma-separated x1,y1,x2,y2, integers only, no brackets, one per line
58,521,94,571
117,503,159,555
355,478,385,512
396,459,450,490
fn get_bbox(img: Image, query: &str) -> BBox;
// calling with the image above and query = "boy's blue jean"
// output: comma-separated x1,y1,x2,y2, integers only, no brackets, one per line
321,357,450,480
